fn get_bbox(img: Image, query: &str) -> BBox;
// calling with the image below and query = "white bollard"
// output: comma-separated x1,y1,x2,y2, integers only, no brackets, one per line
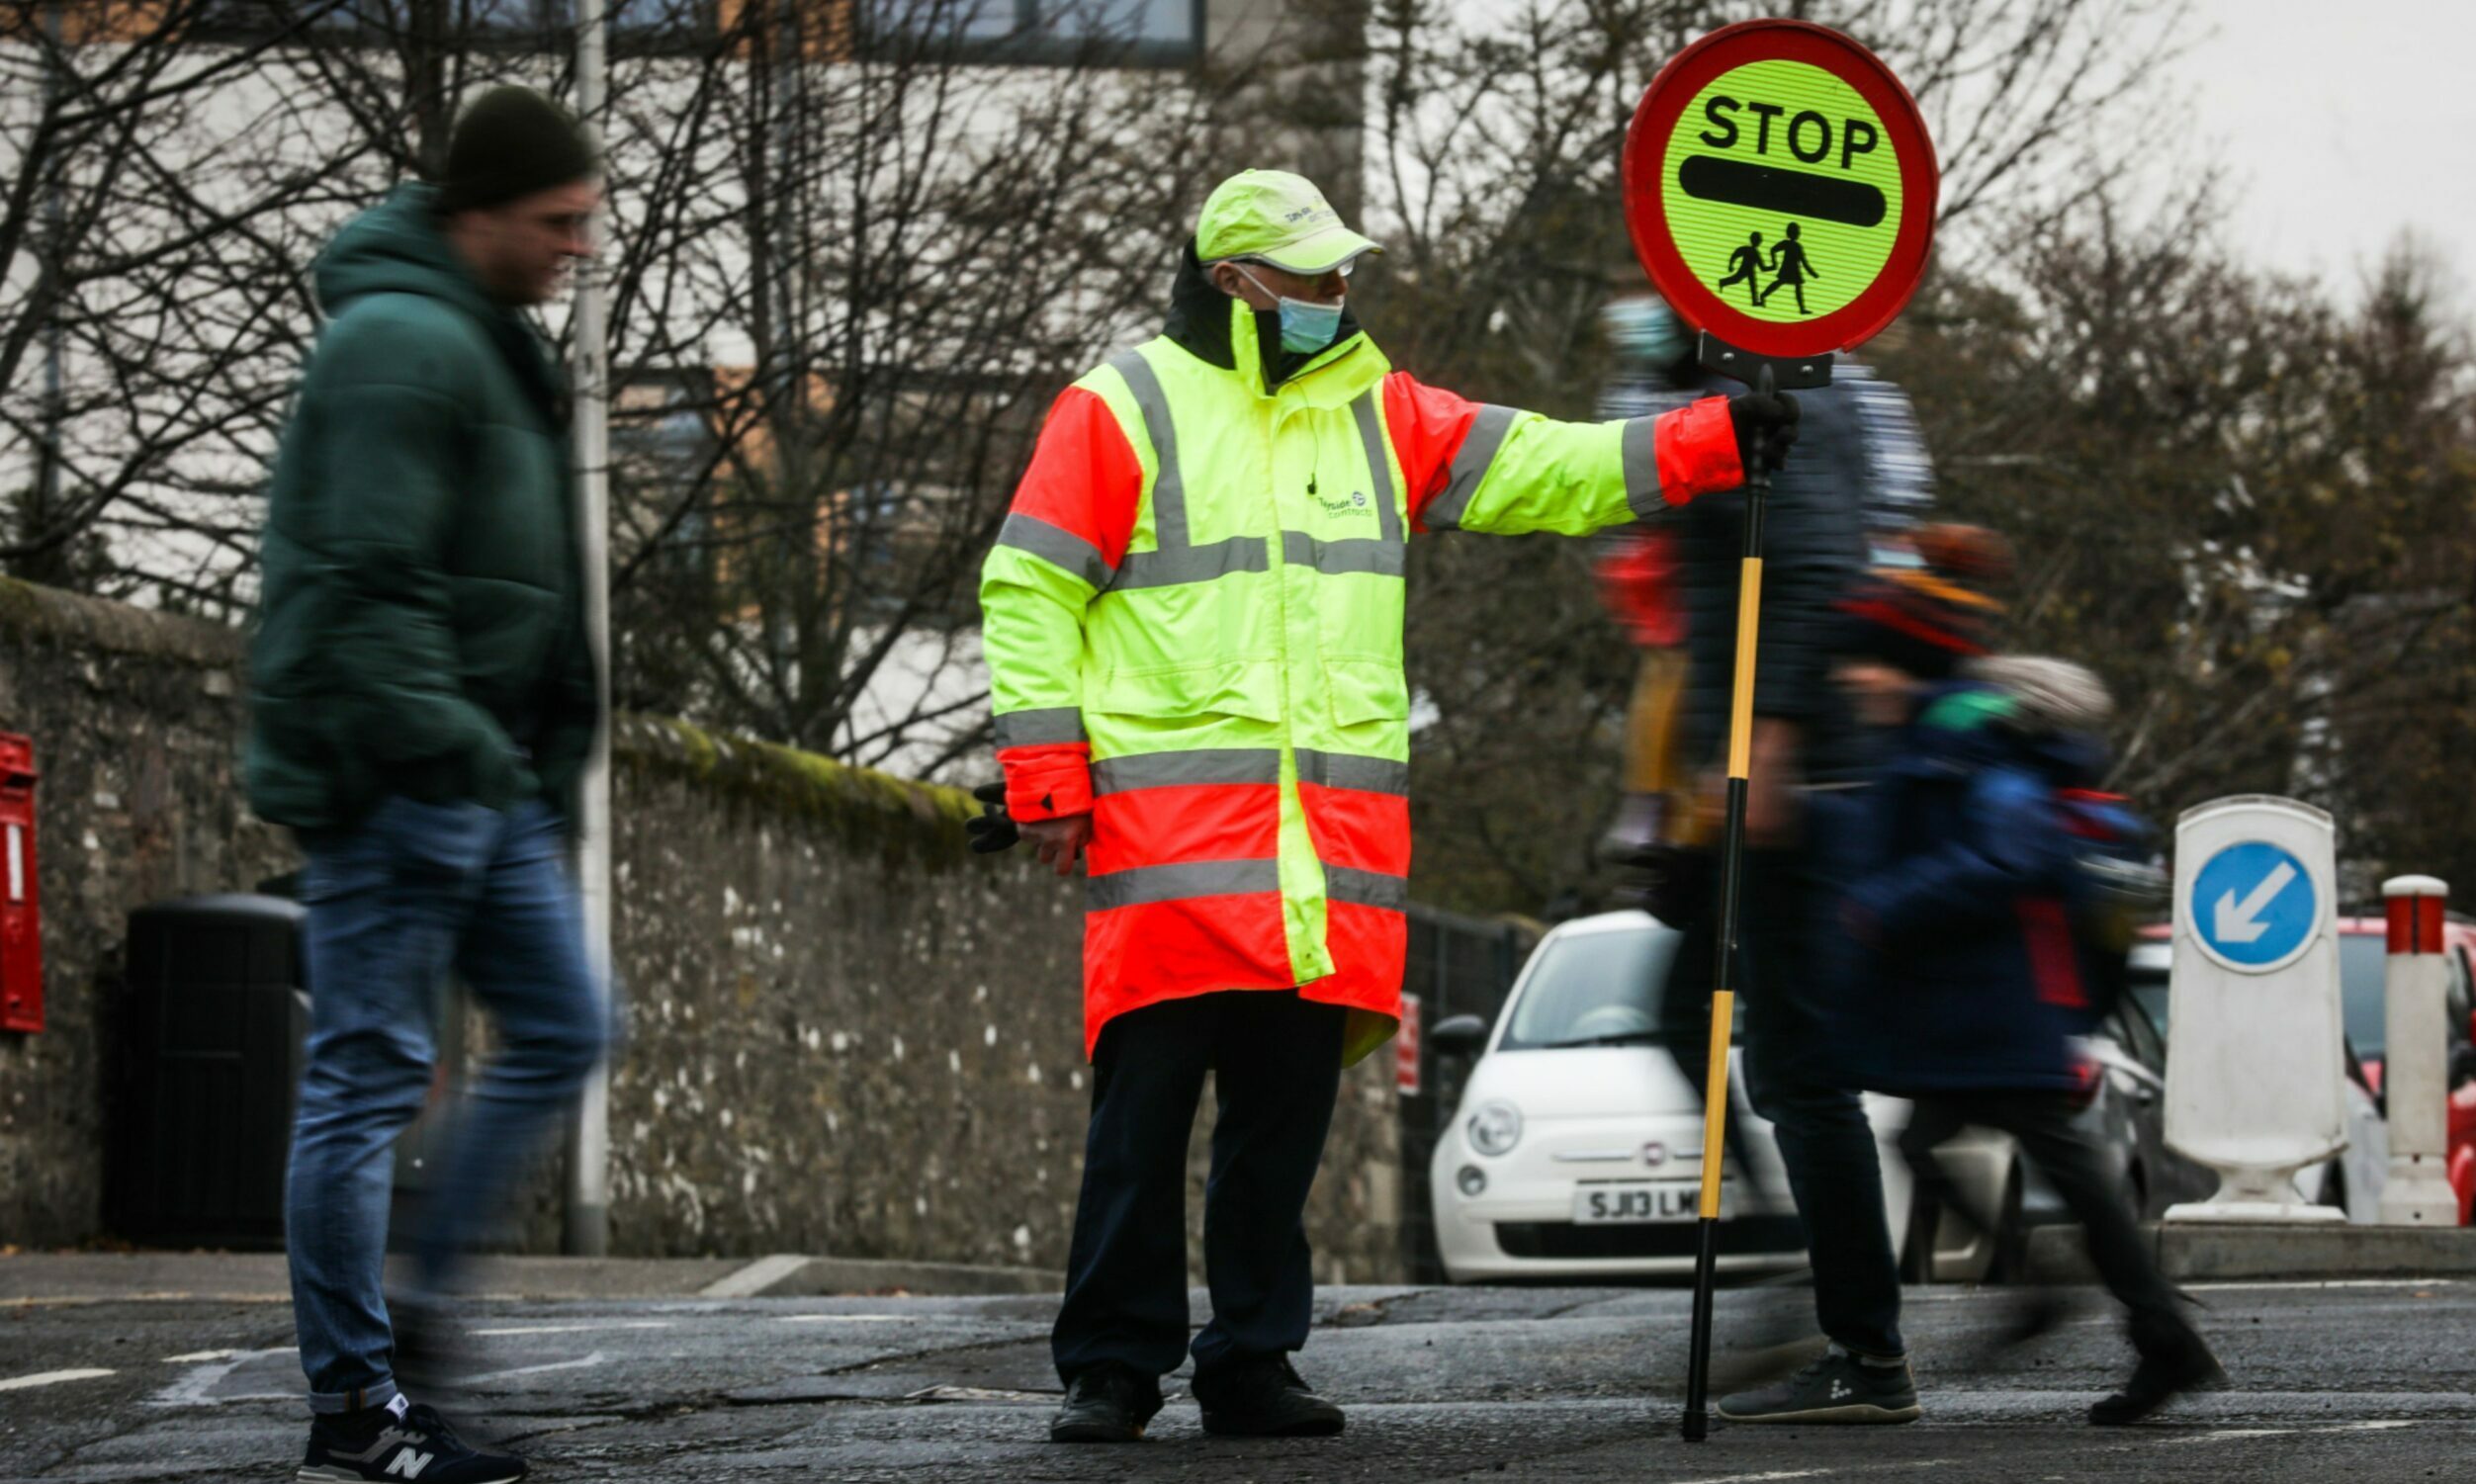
2164,796,2347,1222
2377,875,2460,1226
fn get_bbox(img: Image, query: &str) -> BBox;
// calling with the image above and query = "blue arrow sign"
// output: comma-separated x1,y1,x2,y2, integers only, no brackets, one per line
2190,840,2317,969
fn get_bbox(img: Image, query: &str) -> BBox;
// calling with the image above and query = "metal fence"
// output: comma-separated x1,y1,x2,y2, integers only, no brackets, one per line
1396,903,1540,1283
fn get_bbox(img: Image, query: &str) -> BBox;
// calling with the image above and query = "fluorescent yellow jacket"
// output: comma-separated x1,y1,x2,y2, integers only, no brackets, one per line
982,291,1743,1061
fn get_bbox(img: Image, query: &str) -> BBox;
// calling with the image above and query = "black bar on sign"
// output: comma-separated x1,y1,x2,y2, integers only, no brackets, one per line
1677,155,1886,228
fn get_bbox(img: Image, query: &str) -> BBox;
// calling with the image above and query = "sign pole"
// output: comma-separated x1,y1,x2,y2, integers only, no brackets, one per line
1681,355,1776,1443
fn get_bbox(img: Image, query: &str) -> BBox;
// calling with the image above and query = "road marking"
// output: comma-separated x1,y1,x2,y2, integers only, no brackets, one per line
2185,1278,2459,1291
2167,1428,2294,1443
778,1314,908,1323
471,1321,672,1337
466,1351,608,1384
0,1368,114,1392
145,1348,298,1408
700,1253,811,1299
160,1351,236,1363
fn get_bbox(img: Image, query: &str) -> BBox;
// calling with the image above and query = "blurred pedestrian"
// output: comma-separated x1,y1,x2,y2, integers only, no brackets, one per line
1648,355,1916,1424
968,170,1795,1445
1817,533,2225,1426
245,85,607,1484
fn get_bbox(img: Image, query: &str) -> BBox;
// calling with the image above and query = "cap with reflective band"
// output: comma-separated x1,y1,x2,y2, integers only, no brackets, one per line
1195,169,1383,276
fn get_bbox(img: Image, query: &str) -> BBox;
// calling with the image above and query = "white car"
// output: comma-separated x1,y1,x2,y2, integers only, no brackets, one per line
1429,911,2016,1283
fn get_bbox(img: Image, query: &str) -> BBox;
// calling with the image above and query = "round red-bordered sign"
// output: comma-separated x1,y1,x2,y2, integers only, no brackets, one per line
1624,20,1937,361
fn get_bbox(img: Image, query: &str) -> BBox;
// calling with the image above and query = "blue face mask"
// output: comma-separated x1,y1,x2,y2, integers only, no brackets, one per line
1603,296,1689,371
1236,266,1346,355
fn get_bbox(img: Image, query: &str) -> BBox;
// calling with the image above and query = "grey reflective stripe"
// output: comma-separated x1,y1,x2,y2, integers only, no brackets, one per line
1293,748,1411,795
1087,857,1282,911
1422,403,1521,531
998,512,1114,589
991,707,1085,748
1112,535,1269,590
1622,415,1664,522
1091,748,1282,794
1280,530,1406,578
1352,393,1404,543
1326,866,1409,911
1107,349,1188,550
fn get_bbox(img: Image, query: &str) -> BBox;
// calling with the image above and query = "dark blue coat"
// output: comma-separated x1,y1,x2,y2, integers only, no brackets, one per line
1813,670,2109,1093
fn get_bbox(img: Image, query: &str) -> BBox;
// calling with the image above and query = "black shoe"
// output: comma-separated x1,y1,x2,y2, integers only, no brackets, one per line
1049,1365,1163,1443
1194,1357,1347,1438
300,1400,526,1482
1717,1348,1921,1425
2089,1322,2225,1426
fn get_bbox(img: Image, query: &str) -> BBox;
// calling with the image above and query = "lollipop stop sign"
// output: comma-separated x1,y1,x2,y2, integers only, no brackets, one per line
1625,21,1938,389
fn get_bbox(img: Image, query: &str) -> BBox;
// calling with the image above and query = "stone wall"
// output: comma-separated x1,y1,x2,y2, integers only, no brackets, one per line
0,580,298,1250
0,581,1408,1280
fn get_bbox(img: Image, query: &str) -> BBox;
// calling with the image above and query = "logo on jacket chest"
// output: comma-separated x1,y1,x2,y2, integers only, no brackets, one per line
1315,488,1372,518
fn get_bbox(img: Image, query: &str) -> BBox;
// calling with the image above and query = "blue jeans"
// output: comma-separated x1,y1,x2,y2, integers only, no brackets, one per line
285,795,607,1413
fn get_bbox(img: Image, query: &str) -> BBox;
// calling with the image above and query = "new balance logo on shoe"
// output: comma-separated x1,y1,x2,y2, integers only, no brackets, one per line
384,1450,435,1479
1829,1380,1854,1400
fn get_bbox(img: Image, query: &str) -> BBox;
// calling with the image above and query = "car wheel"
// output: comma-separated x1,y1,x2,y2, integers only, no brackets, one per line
1899,1188,1938,1285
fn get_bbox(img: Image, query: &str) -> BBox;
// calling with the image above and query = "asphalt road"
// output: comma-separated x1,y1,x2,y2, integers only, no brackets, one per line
3,1278,2471,1482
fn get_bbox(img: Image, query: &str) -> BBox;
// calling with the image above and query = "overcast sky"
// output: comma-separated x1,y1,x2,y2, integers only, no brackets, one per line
2175,0,2471,305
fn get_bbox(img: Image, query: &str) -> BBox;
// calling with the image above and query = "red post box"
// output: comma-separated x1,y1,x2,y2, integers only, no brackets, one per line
0,733,40,1033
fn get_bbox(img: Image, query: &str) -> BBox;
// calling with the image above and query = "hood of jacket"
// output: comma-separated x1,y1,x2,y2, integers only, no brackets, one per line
1963,655,2113,736
1901,655,2113,788
313,184,568,425
1163,241,1371,396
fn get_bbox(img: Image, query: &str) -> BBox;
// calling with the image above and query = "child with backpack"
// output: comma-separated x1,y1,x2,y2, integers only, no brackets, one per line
1816,526,2222,1426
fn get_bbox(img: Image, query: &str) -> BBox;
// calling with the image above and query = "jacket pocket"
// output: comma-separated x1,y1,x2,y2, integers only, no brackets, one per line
1092,658,1282,721
1325,657,1410,729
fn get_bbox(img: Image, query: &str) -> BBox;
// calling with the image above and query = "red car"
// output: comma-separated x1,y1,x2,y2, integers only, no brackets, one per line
2139,915,2476,1224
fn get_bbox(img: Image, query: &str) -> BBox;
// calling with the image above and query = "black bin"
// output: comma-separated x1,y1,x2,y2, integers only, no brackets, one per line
110,893,310,1249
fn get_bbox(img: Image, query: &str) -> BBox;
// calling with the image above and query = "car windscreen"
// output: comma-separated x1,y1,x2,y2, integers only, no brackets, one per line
1496,924,1695,1051
2340,932,2390,1058
2128,964,2169,1039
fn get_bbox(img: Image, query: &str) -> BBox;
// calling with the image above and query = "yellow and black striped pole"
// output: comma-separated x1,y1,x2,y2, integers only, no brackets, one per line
1681,358,1780,1443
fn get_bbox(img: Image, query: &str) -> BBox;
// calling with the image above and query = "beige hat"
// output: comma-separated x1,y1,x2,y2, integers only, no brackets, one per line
1195,169,1382,275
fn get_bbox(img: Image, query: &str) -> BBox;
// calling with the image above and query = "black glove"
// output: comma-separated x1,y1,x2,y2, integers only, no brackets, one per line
966,781,1019,854
1727,390,1801,474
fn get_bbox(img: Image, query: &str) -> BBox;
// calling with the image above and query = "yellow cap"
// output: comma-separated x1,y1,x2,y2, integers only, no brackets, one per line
1194,170,1382,275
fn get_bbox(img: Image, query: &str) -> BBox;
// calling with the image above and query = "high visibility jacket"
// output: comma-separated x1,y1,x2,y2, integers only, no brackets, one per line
982,296,1744,1063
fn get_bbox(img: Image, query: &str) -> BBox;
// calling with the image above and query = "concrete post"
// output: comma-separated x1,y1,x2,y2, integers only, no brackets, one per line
2378,876,2459,1225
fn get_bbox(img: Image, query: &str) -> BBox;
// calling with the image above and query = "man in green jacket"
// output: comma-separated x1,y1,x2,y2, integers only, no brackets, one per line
246,88,605,1484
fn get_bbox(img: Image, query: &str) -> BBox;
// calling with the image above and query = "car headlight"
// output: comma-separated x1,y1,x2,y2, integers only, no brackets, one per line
1467,1100,1523,1156
1457,1165,1487,1197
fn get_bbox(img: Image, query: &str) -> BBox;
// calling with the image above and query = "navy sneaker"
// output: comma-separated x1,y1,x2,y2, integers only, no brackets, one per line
1717,1347,1921,1425
299,1398,526,1482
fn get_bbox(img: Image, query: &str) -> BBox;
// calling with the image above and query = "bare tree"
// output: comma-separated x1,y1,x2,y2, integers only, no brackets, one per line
1341,0,2199,912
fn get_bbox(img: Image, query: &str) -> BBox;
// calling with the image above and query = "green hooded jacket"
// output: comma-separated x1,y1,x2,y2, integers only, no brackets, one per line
245,184,596,832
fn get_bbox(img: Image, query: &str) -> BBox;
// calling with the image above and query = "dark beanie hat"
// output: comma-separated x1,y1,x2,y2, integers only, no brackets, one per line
436,87,597,215
1836,522,2013,681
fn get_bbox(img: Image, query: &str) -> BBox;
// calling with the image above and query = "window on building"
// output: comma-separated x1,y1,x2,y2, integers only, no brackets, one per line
866,0,1202,66
612,371,721,586
193,0,715,46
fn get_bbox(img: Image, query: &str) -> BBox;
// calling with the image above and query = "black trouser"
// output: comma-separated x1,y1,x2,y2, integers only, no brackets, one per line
1051,990,1347,1386
1900,1091,2191,1348
1663,847,1906,1359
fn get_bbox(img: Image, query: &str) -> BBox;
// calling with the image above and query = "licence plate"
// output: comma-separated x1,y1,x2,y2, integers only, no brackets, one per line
1572,1180,1705,1224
